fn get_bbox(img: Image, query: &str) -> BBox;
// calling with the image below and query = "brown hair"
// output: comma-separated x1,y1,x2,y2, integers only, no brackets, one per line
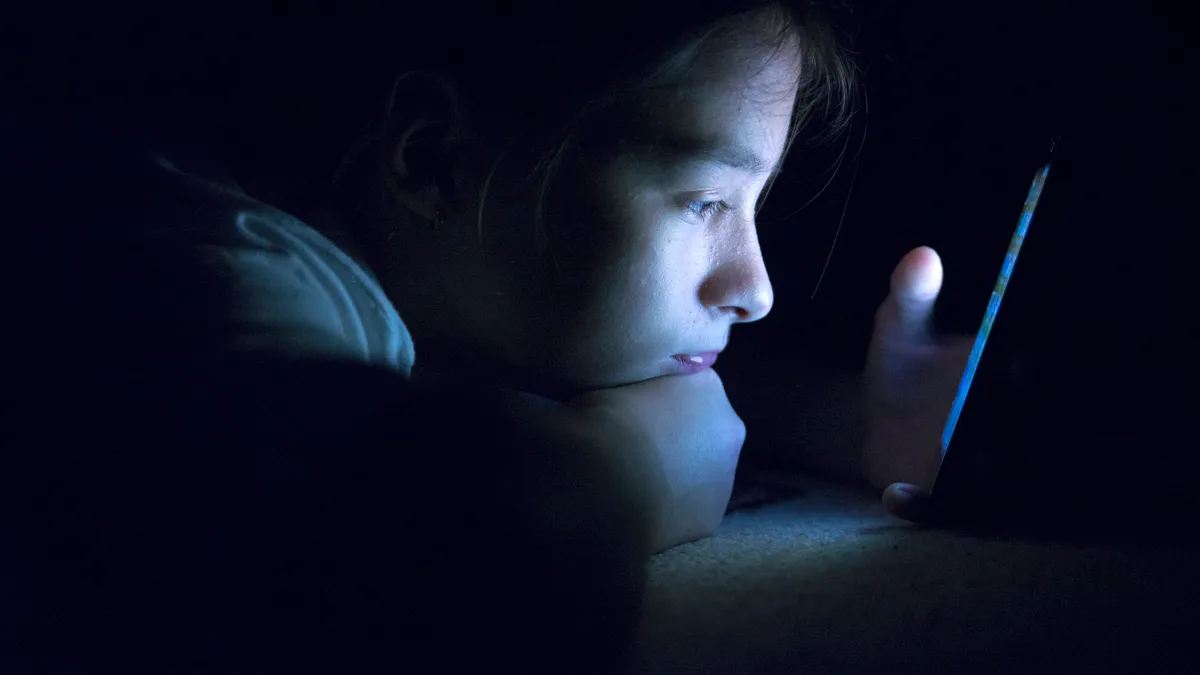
317,1,857,245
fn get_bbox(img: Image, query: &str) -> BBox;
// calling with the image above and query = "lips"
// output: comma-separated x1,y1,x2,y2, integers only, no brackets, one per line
671,351,721,373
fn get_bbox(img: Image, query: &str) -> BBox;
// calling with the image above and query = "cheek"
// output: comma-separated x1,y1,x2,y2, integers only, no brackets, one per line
561,219,705,347
558,193,677,301
539,158,707,355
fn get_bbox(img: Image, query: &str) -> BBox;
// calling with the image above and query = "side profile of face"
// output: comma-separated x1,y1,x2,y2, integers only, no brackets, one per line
384,16,802,397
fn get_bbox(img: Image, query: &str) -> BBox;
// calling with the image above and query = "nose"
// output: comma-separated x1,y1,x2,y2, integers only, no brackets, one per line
698,227,774,323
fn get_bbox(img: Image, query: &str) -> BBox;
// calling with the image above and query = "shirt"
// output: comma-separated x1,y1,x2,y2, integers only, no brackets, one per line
139,153,415,376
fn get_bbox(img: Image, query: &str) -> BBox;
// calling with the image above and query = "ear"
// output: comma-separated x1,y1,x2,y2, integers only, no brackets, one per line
384,73,465,222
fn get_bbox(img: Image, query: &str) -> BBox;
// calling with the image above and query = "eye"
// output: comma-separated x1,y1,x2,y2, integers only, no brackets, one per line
685,199,732,220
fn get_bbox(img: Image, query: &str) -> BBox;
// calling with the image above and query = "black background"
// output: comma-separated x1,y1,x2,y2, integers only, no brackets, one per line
5,6,1195,669
752,1,1189,357
746,1,1195,485
9,1,1195,475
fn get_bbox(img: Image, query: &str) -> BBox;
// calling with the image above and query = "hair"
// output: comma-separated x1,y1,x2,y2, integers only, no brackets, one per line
216,1,858,247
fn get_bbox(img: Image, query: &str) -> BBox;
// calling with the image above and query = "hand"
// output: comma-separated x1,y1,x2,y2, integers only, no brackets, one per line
863,247,974,523
568,369,745,552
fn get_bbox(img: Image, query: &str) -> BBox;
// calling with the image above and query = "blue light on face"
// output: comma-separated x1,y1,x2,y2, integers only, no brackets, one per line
940,161,1052,456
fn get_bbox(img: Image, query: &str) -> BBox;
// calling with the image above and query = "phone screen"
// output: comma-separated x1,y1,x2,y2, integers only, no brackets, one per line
939,160,1052,456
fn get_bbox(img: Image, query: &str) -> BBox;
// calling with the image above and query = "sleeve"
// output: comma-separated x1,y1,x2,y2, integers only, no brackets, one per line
132,158,387,367
155,217,368,361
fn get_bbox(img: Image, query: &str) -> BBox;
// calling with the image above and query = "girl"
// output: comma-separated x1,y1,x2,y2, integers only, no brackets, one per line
22,1,968,672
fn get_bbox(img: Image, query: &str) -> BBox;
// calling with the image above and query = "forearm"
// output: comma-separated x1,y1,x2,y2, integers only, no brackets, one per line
38,363,655,674
494,388,662,557
412,387,654,665
512,392,707,554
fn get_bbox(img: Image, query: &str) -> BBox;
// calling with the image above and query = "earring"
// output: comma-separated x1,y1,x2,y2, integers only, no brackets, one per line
432,210,445,231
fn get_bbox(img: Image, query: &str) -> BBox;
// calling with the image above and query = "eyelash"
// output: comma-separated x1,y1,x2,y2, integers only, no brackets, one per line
685,199,732,220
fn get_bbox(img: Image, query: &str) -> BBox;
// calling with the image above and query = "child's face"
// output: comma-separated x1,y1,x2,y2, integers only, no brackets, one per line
434,29,801,395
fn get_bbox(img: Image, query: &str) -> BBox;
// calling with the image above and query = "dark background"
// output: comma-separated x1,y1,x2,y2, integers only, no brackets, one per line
5,6,1194,669
12,3,1190,346
752,1,1188,358
9,2,1194,478
742,1,1195,487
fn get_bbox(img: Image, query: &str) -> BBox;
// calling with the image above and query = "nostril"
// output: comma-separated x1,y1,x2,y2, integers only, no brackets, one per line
725,305,751,320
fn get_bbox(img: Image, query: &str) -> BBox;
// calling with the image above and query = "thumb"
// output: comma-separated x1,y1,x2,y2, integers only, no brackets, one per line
882,483,942,524
883,246,944,340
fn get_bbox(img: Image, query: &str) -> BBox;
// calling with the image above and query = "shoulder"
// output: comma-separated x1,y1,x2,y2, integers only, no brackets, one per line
134,154,415,375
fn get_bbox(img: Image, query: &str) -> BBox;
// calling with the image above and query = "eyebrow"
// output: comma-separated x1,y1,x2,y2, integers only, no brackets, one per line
645,135,778,177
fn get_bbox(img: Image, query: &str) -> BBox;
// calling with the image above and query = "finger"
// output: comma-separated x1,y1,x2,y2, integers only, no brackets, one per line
883,482,941,524
883,246,944,340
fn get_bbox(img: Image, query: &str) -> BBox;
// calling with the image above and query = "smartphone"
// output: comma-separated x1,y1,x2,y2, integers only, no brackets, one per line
933,147,1054,488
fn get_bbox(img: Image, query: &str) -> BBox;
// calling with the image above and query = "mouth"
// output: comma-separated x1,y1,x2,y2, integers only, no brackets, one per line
670,351,721,374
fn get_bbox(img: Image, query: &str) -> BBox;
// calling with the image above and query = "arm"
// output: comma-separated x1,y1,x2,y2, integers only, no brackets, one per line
14,354,653,674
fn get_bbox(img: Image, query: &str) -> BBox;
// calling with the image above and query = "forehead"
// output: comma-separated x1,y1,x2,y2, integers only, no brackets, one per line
627,30,803,166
